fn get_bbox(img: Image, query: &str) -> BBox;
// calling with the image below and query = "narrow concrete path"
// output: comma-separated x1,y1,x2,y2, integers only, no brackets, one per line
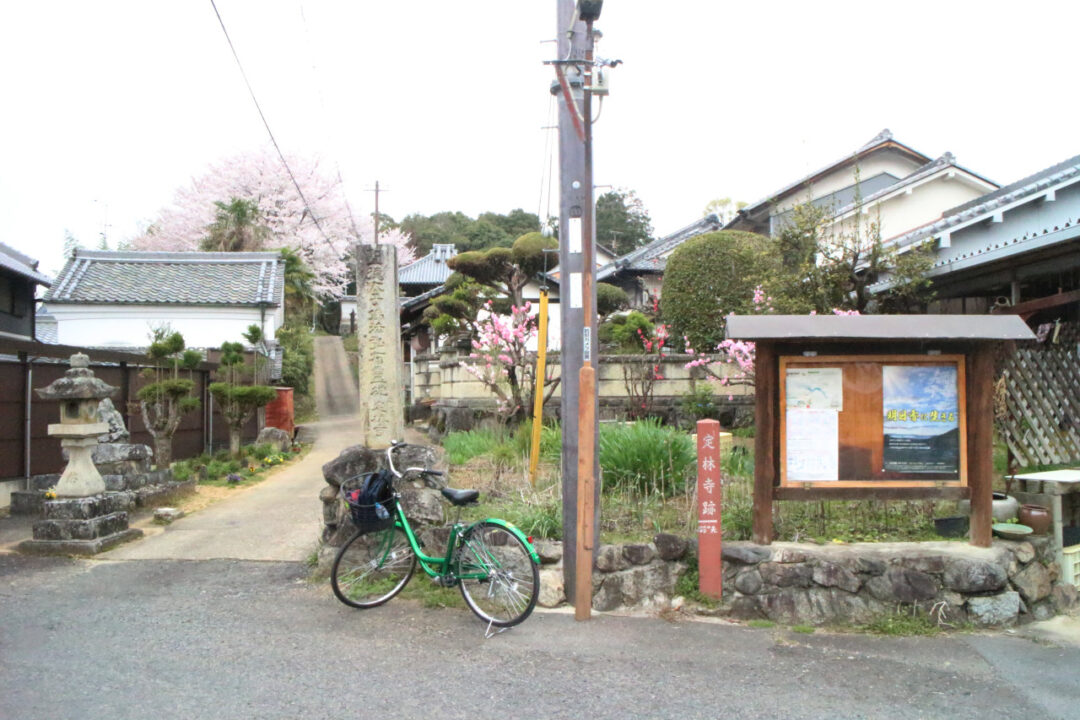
103,417,358,561
314,335,358,417
105,334,363,562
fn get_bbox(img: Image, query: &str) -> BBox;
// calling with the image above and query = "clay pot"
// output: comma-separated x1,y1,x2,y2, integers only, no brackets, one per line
992,492,1019,522
1017,504,1051,535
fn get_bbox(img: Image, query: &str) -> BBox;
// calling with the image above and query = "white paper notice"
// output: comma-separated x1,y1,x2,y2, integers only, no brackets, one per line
786,409,839,481
568,217,582,254
569,272,583,308
786,367,843,410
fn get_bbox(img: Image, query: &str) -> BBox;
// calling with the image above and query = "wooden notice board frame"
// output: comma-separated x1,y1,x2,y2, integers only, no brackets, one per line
779,354,968,489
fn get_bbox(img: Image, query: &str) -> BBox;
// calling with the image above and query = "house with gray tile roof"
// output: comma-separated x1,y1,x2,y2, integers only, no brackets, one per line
726,129,997,242
0,242,51,342
869,152,1080,318
42,250,285,352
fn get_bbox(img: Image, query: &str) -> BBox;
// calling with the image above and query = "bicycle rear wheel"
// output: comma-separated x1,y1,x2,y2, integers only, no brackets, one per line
456,522,539,627
331,526,416,608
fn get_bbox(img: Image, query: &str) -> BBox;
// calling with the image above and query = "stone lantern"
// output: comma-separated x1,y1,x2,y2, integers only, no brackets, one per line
21,354,142,555
35,353,116,497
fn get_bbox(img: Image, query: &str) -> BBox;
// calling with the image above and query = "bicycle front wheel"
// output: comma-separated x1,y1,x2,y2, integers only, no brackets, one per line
456,522,539,627
331,526,416,608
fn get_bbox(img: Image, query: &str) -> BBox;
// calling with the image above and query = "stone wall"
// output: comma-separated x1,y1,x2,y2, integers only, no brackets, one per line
531,535,1079,626
411,348,754,433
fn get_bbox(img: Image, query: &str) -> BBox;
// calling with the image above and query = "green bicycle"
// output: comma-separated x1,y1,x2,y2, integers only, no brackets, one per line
330,441,541,631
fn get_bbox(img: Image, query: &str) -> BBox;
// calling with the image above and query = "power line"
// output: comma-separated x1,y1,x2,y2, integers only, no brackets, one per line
208,0,341,254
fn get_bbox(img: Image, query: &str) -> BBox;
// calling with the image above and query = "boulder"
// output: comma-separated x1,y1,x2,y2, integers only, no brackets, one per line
154,507,185,524
322,446,382,487
1050,583,1079,613
538,568,565,608
622,544,656,566
759,562,813,589
94,398,130,443
595,544,630,572
943,559,1008,593
256,427,292,452
397,485,444,526
812,562,862,593
722,543,771,565
1012,541,1035,565
592,562,681,611
653,533,688,561
967,592,1020,627
734,568,762,595
1011,562,1052,604
533,539,563,565
866,568,938,604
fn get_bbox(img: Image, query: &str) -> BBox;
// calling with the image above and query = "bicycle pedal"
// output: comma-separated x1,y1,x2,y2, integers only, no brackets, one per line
430,575,458,588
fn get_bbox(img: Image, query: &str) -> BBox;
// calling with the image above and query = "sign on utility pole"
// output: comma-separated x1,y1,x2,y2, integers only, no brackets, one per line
551,0,602,619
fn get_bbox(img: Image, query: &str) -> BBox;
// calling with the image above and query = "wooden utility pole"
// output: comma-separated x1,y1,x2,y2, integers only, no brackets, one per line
552,0,600,619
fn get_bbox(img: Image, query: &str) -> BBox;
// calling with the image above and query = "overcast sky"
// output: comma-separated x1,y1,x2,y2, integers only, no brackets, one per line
2,1,1077,278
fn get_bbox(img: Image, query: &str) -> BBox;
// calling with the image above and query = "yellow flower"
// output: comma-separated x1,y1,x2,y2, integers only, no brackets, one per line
248,465,256,473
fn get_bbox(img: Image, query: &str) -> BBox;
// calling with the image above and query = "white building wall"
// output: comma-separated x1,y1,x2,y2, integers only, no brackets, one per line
44,303,280,348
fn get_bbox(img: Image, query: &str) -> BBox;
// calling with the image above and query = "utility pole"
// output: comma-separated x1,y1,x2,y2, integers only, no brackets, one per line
551,0,600,617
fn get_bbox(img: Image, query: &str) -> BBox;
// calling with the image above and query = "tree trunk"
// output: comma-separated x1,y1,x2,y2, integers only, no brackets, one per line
229,430,242,458
154,435,172,468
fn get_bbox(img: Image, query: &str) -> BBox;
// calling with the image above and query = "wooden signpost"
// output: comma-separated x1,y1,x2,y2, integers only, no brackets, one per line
696,419,723,599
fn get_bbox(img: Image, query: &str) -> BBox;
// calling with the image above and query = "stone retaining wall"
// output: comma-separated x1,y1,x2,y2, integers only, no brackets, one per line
532,535,1079,626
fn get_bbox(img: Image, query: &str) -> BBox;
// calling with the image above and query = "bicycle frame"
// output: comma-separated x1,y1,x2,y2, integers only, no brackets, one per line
385,494,540,584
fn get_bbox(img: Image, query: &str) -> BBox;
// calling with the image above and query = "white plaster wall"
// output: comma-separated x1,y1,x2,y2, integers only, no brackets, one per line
44,303,280,348
774,152,924,214
830,175,990,243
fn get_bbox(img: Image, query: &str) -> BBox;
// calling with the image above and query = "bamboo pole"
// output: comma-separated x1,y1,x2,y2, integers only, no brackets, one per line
528,289,550,487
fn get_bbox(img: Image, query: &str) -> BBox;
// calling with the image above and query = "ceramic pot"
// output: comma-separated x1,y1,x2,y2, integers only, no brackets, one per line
992,493,1019,522
959,493,1020,521
1017,504,1051,535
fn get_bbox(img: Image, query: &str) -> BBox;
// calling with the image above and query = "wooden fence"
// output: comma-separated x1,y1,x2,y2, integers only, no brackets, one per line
0,340,261,482
998,321,1080,467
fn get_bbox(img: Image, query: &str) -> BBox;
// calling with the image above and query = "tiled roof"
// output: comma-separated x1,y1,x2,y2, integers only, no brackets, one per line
35,308,58,344
734,129,933,221
597,215,723,280
830,153,996,220
44,250,284,306
888,153,1080,252
399,244,457,286
0,242,52,286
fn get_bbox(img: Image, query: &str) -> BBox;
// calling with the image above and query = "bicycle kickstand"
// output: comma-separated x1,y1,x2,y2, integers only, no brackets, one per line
484,618,510,640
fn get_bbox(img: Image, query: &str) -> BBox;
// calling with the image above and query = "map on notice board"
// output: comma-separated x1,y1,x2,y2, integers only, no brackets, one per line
786,367,843,410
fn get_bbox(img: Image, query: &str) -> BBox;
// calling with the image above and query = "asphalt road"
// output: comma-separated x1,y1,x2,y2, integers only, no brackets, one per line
313,335,358,418
2,552,1078,720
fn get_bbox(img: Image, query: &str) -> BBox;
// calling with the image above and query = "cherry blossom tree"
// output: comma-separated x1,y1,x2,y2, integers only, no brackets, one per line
129,148,414,296
463,301,559,423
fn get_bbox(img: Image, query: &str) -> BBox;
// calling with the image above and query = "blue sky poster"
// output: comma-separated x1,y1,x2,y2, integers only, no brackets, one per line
882,365,960,474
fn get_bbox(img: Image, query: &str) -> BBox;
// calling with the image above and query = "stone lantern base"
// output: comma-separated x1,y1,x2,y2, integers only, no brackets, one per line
20,493,142,556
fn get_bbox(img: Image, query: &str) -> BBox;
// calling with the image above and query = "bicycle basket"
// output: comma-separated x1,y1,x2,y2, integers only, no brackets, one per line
341,470,396,533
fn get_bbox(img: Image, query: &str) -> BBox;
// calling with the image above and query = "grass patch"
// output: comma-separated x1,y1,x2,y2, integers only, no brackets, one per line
747,619,775,629
860,608,943,636
399,578,465,609
791,625,815,634
673,556,719,609
599,418,696,498
443,429,507,466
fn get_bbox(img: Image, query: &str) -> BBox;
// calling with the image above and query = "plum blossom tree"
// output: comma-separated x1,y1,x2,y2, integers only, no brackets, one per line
463,301,559,423
129,148,414,297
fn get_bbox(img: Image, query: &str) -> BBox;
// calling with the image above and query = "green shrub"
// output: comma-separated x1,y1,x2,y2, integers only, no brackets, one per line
661,230,780,351
512,420,562,465
600,311,655,352
598,419,696,498
276,324,314,396
248,443,274,461
442,429,503,465
680,385,718,423
596,282,629,316
171,460,194,482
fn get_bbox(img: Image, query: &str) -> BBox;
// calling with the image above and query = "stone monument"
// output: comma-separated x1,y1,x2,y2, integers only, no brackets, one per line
20,354,142,554
356,244,404,447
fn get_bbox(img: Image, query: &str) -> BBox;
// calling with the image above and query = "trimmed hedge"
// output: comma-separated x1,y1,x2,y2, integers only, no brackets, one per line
661,230,779,351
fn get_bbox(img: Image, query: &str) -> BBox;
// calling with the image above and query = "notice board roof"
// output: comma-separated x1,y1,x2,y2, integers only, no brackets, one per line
726,314,1036,342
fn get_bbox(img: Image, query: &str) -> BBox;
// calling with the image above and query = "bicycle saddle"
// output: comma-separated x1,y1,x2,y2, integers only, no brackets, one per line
440,487,480,506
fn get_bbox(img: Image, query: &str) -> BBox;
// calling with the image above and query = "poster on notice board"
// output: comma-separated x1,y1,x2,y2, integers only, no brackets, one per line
882,365,960,474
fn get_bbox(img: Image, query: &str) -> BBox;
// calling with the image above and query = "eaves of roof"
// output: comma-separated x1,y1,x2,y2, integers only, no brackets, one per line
0,242,52,286
732,129,932,225
597,214,723,281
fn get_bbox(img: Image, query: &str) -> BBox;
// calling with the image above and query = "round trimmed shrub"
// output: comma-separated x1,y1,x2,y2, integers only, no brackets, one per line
661,230,779,351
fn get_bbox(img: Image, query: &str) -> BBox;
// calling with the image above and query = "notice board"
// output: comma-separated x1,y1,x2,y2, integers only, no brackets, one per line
779,355,967,488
